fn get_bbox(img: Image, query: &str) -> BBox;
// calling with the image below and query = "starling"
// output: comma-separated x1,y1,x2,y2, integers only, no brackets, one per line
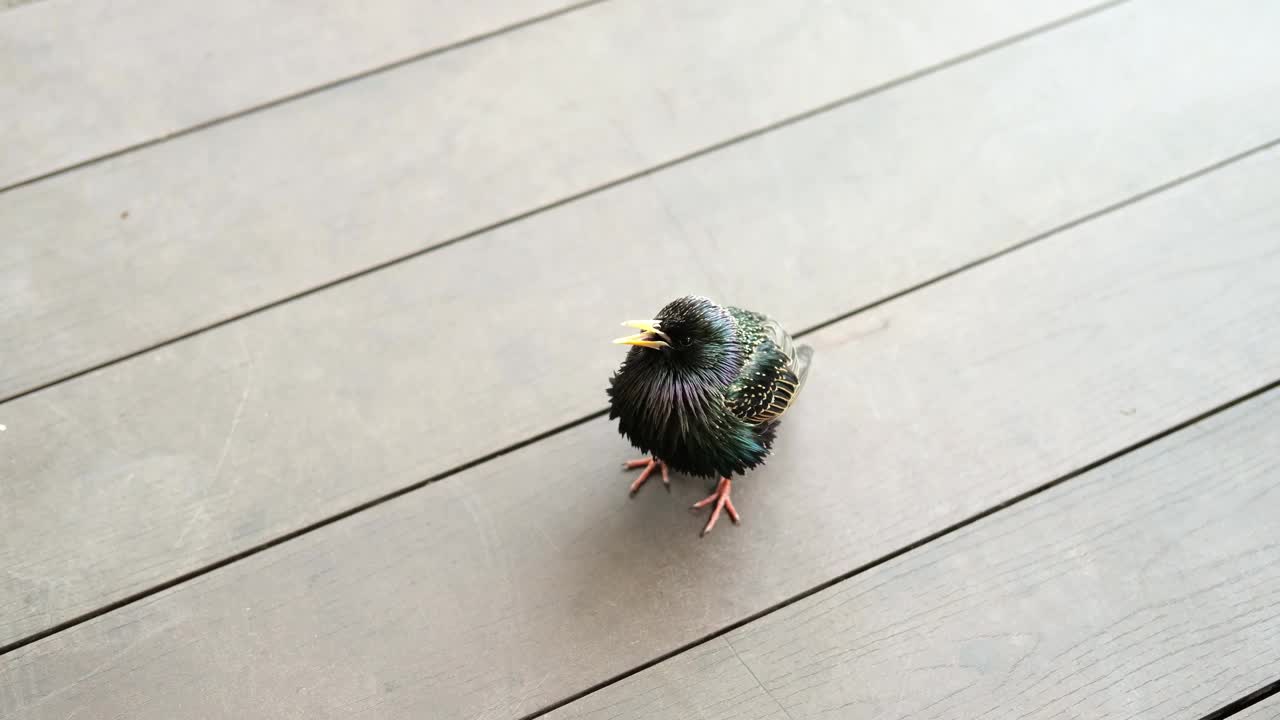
607,295,813,536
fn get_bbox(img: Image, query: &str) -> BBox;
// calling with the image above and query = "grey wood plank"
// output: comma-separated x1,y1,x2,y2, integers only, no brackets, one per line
1235,690,1280,720
4,119,1280,720
0,0,580,188
542,390,1280,720
1,0,43,12
4,0,1280,650
0,0,1104,400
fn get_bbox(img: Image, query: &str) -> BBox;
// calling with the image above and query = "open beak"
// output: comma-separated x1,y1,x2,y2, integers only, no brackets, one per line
613,319,671,350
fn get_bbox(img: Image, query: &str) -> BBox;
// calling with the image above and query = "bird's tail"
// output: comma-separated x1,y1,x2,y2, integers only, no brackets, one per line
793,344,814,397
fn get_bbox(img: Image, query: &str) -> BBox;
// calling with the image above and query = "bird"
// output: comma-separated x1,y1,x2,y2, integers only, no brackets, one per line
607,295,813,536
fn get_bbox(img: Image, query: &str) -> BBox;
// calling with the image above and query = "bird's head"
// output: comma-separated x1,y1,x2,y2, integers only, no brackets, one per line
612,296,741,380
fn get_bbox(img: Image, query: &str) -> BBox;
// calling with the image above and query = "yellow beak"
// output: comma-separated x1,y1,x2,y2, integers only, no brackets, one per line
613,320,671,349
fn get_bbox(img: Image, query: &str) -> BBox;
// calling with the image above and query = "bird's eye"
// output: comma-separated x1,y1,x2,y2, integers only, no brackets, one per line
678,336,693,348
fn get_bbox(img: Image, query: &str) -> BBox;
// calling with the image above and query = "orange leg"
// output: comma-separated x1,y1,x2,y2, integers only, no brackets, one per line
623,457,669,495
691,477,739,537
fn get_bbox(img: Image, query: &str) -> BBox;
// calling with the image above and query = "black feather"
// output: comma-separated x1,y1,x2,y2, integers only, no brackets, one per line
607,296,812,479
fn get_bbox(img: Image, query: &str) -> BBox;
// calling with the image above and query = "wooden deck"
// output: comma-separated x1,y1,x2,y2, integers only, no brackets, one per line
1,1,1277,718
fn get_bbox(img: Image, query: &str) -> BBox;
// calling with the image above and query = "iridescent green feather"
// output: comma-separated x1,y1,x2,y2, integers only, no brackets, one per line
608,297,812,479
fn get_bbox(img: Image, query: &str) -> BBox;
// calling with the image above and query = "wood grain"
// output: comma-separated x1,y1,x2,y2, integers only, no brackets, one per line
0,0,580,188
542,390,1280,720
4,0,1280,650
0,0,1104,399
1234,689,1280,720
4,125,1280,720
1,0,44,11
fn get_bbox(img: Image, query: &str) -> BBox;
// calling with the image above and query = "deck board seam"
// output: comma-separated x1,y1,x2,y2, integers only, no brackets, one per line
1,133,1276,659
0,0,611,196
0,0,1131,407
1197,677,1280,720
508,381,1280,720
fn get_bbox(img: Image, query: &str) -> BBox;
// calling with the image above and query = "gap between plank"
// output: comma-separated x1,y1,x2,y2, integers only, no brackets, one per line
1198,678,1280,720
0,0,1131,408
0,0,611,196
1,133,1277,658
515,378,1280,720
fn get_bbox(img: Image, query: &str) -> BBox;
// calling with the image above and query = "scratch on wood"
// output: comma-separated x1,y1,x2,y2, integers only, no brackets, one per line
177,332,253,548
861,384,883,421
212,330,256,486
724,637,795,720
23,620,169,713
174,505,209,549
510,671,551,717
888,640,923,716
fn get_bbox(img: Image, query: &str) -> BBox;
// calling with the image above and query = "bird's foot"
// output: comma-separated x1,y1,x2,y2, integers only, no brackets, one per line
623,457,669,495
692,477,739,537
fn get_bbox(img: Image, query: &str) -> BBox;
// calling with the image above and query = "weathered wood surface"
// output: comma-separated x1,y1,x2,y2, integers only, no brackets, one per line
1235,690,1280,719
0,0,1104,400
0,0,582,189
542,390,1280,720
4,132,1279,719
4,0,1280,650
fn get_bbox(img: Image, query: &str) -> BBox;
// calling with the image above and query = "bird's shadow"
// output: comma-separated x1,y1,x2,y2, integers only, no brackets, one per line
535,420,810,655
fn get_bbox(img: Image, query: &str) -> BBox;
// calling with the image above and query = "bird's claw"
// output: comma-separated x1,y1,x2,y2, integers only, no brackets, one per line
624,457,669,495
692,477,739,536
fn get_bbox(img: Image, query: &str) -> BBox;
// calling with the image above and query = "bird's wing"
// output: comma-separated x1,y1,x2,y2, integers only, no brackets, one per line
725,311,812,425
